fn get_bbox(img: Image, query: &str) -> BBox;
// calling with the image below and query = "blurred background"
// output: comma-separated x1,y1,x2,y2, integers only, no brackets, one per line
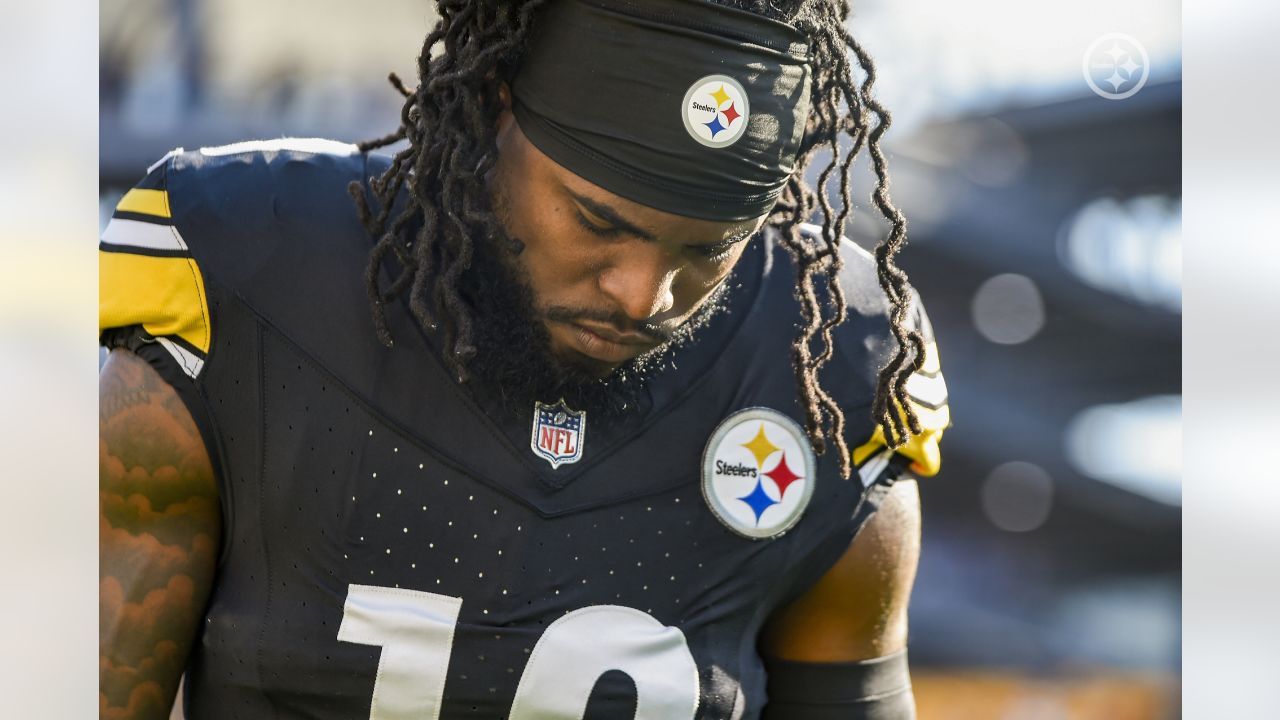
96,0,1181,717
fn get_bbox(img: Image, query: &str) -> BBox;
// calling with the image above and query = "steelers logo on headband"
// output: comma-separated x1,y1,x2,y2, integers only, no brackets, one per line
682,74,751,149
512,0,810,220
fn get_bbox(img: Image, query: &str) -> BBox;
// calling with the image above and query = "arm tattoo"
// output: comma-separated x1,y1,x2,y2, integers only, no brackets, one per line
99,350,220,720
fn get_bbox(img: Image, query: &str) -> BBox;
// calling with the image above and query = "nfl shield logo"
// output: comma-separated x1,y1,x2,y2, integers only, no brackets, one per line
531,399,587,469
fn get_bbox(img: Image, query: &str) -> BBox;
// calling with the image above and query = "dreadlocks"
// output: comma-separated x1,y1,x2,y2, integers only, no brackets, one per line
349,0,924,479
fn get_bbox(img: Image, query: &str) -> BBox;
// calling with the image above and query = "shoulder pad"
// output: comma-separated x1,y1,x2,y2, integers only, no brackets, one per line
100,148,210,376
99,138,368,378
791,224,951,477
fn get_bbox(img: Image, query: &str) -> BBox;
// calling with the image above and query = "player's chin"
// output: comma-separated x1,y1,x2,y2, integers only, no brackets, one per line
541,345,616,383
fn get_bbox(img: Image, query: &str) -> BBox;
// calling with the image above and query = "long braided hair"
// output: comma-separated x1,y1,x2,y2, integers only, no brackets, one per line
349,0,923,479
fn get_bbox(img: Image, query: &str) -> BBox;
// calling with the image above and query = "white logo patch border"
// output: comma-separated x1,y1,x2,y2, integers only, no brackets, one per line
700,407,816,540
681,74,751,149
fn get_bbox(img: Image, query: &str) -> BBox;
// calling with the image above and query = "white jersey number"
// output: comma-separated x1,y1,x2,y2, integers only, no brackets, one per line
338,584,699,720
338,584,463,720
510,605,700,719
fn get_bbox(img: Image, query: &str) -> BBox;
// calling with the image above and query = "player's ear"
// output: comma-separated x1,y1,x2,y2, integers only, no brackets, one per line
495,81,516,143
497,81,513,117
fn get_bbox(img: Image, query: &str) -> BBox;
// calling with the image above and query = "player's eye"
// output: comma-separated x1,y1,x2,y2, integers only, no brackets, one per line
689,239,740,262
573,208,623,238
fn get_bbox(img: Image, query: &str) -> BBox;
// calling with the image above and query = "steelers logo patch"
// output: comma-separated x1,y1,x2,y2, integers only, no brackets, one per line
701,407,816,539
682,74,750,149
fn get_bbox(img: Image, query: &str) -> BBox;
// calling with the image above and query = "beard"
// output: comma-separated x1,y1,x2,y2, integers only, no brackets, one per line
455,217,732,423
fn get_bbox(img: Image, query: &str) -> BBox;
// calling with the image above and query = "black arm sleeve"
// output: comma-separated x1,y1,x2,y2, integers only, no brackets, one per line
762,650,915,720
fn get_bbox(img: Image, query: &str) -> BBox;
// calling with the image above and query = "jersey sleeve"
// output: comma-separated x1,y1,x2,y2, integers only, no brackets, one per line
99,150,218,456
851,294,950,479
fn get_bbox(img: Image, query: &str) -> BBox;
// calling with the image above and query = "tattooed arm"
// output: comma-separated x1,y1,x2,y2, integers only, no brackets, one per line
99,349,220,720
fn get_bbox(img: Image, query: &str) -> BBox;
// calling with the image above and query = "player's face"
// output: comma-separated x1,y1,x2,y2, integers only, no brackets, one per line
489,90,767,378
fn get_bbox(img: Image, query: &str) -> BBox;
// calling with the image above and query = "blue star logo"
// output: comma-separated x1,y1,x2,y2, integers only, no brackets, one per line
704,115,727,138
737,478,779,526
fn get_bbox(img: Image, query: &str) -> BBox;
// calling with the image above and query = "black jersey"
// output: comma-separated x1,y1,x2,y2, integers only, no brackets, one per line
99,139,950,720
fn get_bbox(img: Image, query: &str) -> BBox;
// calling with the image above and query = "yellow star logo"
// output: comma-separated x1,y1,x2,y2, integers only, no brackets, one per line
710,84,732,108
741,424,780,468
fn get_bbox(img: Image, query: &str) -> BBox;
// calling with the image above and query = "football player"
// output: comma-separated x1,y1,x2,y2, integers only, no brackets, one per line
99,0,950,718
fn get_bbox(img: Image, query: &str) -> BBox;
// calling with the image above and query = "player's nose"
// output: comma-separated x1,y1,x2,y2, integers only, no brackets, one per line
597,244,677,325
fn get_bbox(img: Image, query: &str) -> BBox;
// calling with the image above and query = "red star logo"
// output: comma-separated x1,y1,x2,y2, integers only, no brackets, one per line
721,102,741,126
764,451,803,499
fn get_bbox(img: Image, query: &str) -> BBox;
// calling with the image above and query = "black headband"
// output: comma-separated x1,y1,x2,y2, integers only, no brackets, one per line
511,0,812,222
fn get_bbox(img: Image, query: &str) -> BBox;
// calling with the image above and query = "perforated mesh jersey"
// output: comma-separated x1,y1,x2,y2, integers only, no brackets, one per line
99,140,949,719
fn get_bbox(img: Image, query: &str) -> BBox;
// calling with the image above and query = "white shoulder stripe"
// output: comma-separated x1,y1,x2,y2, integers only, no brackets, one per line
793,222,878,263
101,218,189,253
147,147,184,174
199,137,358,157
857,448,895,487
905,371,949,408
157,337,205,379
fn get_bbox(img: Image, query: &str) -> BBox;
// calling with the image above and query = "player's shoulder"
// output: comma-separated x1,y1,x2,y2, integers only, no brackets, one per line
163,136,367,179
754,223,949,476
104,137,383,287
758,223,938,363
164,138,368,235
797,222,935,339
100,139,389,378
819,226,949,477
137,137,368,202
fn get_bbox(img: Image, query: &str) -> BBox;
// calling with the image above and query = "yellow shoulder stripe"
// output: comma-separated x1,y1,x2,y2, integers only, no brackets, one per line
852,341,950,477
115,188,171,219
99,250,210,354
852,403,949,477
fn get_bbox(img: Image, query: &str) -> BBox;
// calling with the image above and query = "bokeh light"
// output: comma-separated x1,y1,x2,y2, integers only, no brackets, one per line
971,273,1046,345
981,461,1055,532
1065,395,1182,505
1058,195,1182,312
